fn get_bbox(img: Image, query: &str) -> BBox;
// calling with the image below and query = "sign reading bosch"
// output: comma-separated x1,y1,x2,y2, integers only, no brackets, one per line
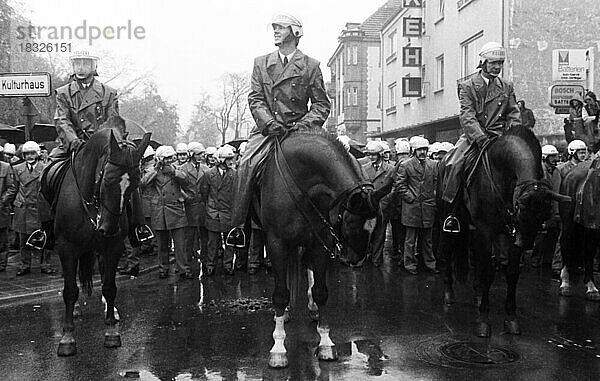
548,84,584,107
0,72,51,97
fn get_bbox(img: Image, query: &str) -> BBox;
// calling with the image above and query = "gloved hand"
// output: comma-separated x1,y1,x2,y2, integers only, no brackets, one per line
162,163,175,176
474,135,488,147
262,120,285,137
69,138,85,153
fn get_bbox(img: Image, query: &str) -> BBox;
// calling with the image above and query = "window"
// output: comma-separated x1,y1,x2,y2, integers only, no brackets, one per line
352,46,358,65
460,32,484,78
388,31,397,58
346,87,358,106
388,82,396,107
435,54,445,90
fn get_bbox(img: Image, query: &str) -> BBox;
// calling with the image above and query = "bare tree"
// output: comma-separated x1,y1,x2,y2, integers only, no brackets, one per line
187,92,220,146
213,72,250,144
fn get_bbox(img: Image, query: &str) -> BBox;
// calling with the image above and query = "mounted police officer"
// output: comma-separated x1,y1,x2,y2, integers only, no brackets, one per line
226,12,330,247
27,46,152,249
441,41,522,232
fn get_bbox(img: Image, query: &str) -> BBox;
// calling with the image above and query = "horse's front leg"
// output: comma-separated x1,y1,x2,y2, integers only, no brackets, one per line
473,230,494,337
309,247,337,361
583,228,600,301
101,242,123,348
267,235,290,368
504,241,523,334
57,241,78,356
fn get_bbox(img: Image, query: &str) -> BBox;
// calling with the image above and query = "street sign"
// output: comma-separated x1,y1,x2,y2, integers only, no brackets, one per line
548,84,584,107
0,72,51,97
402,77,422,97
552,49,587,82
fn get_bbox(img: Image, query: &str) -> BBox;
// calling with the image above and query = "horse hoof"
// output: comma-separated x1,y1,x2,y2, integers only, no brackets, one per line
473,296,482,307
308,310,320,322
504,319,521,335
443,291,455,305
317,345,338,361
57,342,77,357
559,286,573,297
268,352,288,368
585,290,600,301
104,334,122,348
475,322,491,337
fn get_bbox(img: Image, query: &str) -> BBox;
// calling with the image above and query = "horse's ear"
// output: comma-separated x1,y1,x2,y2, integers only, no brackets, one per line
108,130,121,161
136,133,152,162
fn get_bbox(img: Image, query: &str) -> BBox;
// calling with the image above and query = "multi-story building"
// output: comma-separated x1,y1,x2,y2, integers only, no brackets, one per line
376,0,600,148
327,0,403,143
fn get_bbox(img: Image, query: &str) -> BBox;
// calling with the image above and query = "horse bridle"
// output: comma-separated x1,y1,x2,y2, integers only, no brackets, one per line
273,138,374,258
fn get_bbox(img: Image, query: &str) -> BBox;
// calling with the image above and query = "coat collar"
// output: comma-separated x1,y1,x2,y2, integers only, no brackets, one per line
266,49,306,87
472,72,504,104
69,79,104,111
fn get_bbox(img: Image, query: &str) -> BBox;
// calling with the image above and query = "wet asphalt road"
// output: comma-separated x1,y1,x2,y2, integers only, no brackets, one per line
1,256,600,380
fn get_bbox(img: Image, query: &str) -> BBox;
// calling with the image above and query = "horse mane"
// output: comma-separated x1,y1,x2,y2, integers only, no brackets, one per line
83,116,127,157
294,129,356,167
503,125,543,174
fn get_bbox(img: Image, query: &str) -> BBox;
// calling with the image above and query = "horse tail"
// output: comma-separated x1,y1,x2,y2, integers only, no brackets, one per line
78,251,95,297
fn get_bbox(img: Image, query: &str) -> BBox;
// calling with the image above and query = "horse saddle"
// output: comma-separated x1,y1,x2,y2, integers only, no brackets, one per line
40,158,71,211
574,158,600,228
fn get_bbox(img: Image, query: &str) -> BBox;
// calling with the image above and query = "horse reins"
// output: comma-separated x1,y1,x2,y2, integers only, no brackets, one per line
273,138,373,258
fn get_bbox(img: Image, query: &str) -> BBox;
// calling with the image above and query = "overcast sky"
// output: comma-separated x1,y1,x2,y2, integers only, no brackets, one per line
13,0,382,130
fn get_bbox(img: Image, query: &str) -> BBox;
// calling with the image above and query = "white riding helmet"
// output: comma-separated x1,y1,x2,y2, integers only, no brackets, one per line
440,142,454,152
567,140,587,156
479,41,506,62
70,46,99,61
3,143,16,155
366,141,383,154
175,143,188,154
379,141,391,153
429,142,441,154
21,141,41,154
239,141,248,155
272,13,303,38
395,139,410,154
411,137,430,150
217,145,235,161
155,145,176,160
187,142,206,154
143,146,155,159
541,144,559,158
205,147,217,156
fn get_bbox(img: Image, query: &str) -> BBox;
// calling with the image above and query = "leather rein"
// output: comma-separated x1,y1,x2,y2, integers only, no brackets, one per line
273,138,373,258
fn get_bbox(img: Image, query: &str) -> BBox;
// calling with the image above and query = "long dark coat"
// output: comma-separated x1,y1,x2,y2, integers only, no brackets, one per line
394,157,438,228
0,162,13,228
141,166,188,231
200,167,236,233
179,161,209,227
140,161,156,219
2,161,47,234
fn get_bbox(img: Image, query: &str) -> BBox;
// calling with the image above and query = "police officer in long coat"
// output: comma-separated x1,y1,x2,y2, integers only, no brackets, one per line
0,147,13,273
393,137,439,275
141,146,190,279
2,142,55,275
226,13,330,247
441,42,522,232
28,46,152,249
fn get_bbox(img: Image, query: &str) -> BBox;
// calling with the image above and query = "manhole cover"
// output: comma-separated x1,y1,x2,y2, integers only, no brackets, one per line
440,342,520,365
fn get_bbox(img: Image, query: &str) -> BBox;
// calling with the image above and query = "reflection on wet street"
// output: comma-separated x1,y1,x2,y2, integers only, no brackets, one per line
1,256,600,380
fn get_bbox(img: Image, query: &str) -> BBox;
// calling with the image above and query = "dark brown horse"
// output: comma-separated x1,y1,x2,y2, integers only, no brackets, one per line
259,131,376,368
558,157,600,300
50,117,150,356
441,126,569,337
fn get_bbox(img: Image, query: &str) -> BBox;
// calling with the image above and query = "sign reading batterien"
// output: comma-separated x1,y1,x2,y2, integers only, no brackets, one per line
0,72,51,97
552,49,587,82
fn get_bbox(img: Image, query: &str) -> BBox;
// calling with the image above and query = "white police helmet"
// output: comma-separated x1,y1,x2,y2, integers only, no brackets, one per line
272,13,303,38
21,141,41,154
155,145,176,160
541,144,559,159
567,140,587,156
395,139,410,154
366,141,383,154
143,146,155,159
187,142,206,154
175,143,188,154
217,145,235,162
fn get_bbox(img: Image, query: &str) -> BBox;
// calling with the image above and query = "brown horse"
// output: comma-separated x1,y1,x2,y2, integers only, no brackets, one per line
258,131,376,368
49,117,150,356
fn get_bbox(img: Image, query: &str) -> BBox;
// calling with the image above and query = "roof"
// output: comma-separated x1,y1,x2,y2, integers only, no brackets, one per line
360,0,404,39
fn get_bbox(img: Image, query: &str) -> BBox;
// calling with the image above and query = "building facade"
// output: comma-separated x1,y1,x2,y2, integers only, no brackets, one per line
327,0,403,143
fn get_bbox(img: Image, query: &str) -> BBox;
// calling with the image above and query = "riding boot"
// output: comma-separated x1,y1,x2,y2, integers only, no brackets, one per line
128,189,154,247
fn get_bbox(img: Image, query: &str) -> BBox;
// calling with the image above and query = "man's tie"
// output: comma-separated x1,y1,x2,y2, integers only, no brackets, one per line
283,56,288,67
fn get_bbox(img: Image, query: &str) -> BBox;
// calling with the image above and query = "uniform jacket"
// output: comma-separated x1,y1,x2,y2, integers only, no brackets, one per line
140,161,157,219
248,49,330,134
2,161,47,234
458,73,522,143
380,157,409,220
179,160,209,227
0,162,13,228
54,79,119,146
557,160,578,179
141,165,188,231
542,162,561,225
394,157,438,228
200,166,236,232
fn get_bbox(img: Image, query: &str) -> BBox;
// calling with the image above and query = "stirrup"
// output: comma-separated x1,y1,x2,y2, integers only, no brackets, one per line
442,215,461,233
26,229,47,250
226,228,246,248
135,225,154,242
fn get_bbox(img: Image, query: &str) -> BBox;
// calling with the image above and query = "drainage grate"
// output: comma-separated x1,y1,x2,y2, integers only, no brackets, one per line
440,342,520,365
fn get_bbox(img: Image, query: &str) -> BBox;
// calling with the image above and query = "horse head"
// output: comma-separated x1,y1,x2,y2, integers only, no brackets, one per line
97,128,151,237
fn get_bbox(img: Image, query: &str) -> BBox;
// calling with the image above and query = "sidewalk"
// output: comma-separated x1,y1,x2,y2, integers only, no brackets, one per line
0,250,159,304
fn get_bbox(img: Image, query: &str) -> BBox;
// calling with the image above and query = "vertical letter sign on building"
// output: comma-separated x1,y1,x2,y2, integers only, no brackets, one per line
403,77,422,97
403,47,422,67
403,0,423,7
403,18,422,37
